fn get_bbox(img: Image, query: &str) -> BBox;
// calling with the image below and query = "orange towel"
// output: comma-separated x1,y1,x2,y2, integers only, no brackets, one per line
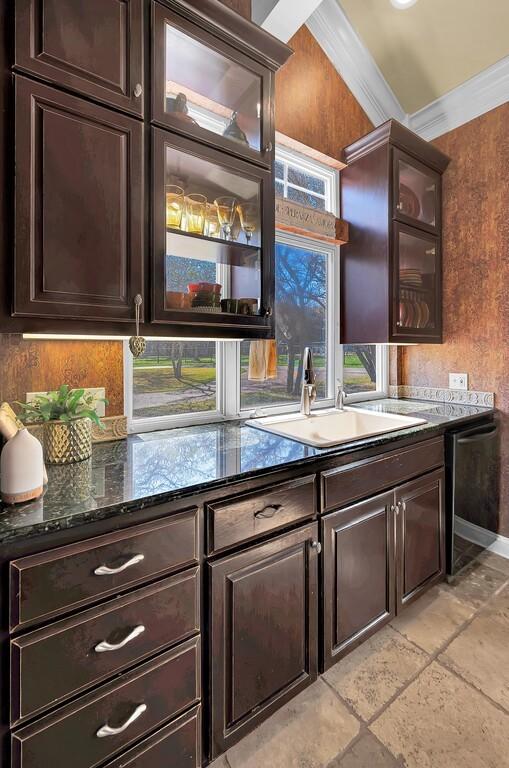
248,340,277,381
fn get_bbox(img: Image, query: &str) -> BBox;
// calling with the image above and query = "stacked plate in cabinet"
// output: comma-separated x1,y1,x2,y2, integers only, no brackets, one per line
399,270,431,329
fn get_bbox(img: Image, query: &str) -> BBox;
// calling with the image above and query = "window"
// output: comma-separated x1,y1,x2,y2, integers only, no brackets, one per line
125,340,219,430
125,146,387,432
275,146,337,213
240,236,332,411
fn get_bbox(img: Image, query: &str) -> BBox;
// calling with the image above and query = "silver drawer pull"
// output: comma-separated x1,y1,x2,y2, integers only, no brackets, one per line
254,503,282,519
94,553,144,576
95,625,145,653
310,540,322,554
96,703,147,738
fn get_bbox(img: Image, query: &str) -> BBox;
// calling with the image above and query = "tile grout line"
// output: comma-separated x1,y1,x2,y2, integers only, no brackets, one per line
373,572,509,725
434,657,509,717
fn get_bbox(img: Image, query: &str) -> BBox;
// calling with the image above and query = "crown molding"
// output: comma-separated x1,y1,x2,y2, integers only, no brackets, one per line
408,55,509,140
306,0,407,127
261,0,324,44
307,0,509,142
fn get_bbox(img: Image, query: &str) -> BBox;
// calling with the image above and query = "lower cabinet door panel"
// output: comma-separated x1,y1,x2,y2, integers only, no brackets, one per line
103,705,201,768
322,492,395,669
11,637,200,768
209,524,319,758
396,469,445,609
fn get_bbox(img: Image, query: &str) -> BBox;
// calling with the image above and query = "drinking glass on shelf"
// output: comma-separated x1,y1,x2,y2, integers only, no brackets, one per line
185,194,207,235
165,185,185,229
214,196,237,241
205,203,220,238
237,202,258,244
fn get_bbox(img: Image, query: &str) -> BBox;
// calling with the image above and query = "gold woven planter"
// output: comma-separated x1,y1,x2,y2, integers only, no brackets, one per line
43,418,93,464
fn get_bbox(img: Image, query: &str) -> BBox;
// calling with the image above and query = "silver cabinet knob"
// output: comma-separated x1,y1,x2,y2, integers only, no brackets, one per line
310,540,322,554
133,83,143,98
265,141,273,153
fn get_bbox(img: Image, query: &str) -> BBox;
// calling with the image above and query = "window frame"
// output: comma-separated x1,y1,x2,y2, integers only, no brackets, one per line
124,146,388,434
275,145,338,214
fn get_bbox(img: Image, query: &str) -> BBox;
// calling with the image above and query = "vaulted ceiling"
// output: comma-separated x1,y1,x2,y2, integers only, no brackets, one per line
339,0,509,113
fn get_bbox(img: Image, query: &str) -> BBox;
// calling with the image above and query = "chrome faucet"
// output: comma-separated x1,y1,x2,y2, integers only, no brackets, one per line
335,381,347,411
300,347,317,416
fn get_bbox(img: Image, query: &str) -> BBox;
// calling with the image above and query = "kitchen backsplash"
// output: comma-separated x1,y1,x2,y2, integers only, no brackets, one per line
0,334,124,417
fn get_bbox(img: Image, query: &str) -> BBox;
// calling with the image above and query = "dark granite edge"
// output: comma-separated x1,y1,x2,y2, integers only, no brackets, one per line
0,400,495,548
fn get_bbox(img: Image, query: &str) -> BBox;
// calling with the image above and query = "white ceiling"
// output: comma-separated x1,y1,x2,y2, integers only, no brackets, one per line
339,0,509,113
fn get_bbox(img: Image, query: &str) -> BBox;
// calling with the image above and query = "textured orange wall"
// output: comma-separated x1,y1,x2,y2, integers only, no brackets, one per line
400,103,509,536
218,0,251,19
0,335,124,417
275,26,372,160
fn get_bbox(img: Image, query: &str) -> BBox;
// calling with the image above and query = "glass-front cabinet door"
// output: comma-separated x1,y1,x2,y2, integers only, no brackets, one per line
393,149,440,234
152,128,273,334
152,1,272,167
393,222,441,341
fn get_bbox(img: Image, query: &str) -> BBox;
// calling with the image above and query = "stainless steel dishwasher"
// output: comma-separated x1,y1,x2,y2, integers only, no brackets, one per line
445,416,500,579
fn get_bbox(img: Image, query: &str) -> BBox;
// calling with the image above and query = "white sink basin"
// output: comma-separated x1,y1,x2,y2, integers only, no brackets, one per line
248,407,427,448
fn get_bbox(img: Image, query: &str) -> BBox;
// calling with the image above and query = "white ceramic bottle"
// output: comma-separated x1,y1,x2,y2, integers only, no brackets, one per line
1,428,44,504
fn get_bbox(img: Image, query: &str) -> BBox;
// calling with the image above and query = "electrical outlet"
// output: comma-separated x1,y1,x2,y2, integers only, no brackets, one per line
449,373,468,391
26,387,106,417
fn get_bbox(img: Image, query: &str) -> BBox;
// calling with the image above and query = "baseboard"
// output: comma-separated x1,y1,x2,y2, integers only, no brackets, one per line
455,517,509,560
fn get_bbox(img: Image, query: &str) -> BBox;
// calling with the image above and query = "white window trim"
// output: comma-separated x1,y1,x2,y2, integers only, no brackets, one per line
124,146,387,433
237,229,338,419
275,145,338,215
124,339,225,434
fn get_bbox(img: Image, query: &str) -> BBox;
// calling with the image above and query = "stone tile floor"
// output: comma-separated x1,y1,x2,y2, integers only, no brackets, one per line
209,552,509,768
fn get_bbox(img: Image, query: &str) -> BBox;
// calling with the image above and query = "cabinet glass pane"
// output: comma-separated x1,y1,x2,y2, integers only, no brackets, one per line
165,23,262,152
397,231,437,330
164,145,261,316
397,160,437,227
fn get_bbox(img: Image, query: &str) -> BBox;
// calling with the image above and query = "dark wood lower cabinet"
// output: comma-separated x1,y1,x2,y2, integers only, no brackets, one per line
396,469,445,610
209,524,319,758
322,492,395,669
322,469,445,671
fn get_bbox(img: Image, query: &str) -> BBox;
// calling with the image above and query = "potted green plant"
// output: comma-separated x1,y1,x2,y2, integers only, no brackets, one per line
16,385,108,464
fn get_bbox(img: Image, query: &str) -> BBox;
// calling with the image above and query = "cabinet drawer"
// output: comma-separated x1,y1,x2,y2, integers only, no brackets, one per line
11,568,200,724
11,636,201,768
10,508,200,631
207,475,316,554
321,437,444,512
103,705,201,768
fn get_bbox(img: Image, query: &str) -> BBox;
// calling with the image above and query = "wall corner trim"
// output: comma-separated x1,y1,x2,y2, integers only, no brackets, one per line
306,0,406,128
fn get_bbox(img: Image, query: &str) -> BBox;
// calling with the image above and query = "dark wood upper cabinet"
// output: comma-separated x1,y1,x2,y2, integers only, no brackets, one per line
152,1,273,168
209,524,319,758
15,0,144,116
322,492,395,670
396,469,445,610
340,119,450,344
151,127,274,336
14,76,144,323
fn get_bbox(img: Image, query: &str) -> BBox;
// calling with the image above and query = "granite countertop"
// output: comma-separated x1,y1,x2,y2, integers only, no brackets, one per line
0,399,494,547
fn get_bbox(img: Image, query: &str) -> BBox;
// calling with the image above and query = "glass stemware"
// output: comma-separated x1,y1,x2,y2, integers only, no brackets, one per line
165,185,185,229
237,202,258,244
214,196,237,241
185,193,207,235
